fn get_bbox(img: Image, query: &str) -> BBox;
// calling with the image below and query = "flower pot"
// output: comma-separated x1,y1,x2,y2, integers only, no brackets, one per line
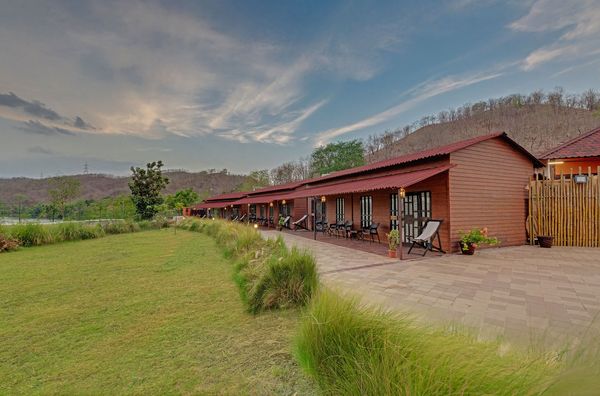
538,236,553,248
459,241,476,255
388,249,397,258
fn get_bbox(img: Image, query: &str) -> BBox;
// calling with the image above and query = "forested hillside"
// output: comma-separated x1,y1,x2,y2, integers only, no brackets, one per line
365,89,600,162
0,170,246,207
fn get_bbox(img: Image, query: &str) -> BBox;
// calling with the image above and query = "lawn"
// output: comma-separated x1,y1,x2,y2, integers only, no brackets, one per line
0,229,315,394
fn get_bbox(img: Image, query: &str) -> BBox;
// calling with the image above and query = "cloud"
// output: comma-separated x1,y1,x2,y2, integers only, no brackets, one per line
314,71,503,146
0,1,410,145
18,120,76,136
0,92,96,132
27,146,56,155
510,0,600,70
0,92,62,121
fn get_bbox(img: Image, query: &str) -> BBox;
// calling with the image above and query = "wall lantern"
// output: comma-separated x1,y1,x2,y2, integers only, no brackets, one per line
231,204,234,208
282,200,286,205
574,174,589,184
399,187,406,199
269,202,274,207
320,196,326,203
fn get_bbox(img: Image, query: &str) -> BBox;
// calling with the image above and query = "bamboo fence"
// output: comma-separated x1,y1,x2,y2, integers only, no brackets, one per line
529,166,600,247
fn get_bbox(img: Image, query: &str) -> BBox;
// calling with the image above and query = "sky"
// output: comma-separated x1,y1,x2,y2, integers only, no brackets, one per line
1,0,599,178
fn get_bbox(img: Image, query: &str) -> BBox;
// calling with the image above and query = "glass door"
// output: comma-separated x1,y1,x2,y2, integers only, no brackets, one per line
402,191,431,242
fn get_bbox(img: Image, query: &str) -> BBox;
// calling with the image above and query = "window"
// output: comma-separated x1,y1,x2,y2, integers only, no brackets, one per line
390,193,398,230
250,204,256,216
335,198,345,222
360,195,373,228
259,205,265,219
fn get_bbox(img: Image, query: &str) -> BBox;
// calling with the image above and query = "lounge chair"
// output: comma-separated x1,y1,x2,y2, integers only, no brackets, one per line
333,220,345,238
282,216,291,229
316,220,328,234
407,219,445,256
293,214,309,231
238,214,247,222
344,222,353,239
360,223,380,243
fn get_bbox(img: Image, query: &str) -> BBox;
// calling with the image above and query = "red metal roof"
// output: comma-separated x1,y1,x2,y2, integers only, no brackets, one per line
304,132,542,182
540,126,600,159
232,192,293,205
246,180,305,195
204,191,248,202
286,165,453,199
195,201,231,209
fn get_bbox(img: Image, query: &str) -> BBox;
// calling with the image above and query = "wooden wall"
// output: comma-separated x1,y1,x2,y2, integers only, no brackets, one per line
552,157,600,177
449,137,533,251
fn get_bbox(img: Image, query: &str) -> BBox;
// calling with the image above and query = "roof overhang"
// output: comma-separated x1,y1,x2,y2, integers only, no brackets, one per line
286,165,454,199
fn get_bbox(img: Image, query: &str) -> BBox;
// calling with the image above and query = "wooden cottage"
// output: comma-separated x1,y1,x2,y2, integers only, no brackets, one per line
540,126,600,178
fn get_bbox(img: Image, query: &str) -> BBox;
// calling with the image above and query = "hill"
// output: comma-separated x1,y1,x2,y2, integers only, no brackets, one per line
366,104,600,163
0,170,247,206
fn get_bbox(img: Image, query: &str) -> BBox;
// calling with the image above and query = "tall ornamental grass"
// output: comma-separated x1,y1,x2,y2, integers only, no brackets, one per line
0,219,166,250
295,289,564,396
178,218,318,313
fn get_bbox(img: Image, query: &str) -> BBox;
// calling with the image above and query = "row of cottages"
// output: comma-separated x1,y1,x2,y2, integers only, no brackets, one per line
188,132,543,252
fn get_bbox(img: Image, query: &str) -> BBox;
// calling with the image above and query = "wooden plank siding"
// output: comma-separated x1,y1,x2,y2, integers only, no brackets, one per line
449,138,534,251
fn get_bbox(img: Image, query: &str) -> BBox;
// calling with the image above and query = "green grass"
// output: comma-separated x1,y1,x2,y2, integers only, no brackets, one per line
178,219,318,313
0,229,315,394
295,289,566,396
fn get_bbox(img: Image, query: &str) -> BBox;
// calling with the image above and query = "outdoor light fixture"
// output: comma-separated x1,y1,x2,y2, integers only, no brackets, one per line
574,174,589,184
399,187,406,199
269,202,273,207
548,161,565,165
253,224,258,229
320,196,326,203
282,200,286,205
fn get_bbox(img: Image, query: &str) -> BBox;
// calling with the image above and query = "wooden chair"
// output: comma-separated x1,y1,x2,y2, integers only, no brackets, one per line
407,219,445,256
293,214,309,231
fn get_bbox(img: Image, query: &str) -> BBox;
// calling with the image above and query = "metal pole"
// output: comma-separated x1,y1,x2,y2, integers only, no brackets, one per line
399,188,404,261
313,197,317,240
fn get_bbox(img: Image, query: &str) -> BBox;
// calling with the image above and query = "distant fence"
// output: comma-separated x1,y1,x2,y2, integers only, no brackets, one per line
529,169,600,247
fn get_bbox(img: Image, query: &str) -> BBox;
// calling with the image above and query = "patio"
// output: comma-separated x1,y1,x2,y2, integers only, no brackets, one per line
264,230,600,348
276,227,444,260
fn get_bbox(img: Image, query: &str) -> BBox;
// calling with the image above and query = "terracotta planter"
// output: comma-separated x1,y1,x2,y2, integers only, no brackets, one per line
388,249,397,258
538,236,553,248
459,242,476,255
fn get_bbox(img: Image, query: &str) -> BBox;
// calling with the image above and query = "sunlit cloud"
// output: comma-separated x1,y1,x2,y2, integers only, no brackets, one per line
510,0,600,70
314,71,503,146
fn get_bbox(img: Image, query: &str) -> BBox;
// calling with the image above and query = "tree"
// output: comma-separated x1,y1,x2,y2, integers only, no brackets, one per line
310,139,365,176
129,161,169,220
165,188,200,214
13,194,28,223
238,170,270,192
48,177,81,219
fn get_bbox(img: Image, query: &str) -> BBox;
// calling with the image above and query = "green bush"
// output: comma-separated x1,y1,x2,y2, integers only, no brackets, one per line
179,218,318,313
53,223,104,241
5,224,54,247
295,289,557,395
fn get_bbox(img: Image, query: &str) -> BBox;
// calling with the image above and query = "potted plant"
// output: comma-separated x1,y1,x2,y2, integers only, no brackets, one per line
537,235,553,248
458,227,499,255
386,229,401,258
277,216,285,231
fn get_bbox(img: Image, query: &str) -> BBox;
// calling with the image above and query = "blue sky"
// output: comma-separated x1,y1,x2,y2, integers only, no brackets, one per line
1,0,599,177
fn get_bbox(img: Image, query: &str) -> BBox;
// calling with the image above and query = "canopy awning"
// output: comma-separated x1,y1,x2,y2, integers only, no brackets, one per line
287,165,453,199
232,192,293,206
195,201,232,209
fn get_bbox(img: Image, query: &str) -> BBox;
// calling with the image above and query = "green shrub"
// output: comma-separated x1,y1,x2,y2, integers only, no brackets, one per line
179,218,318,313
6,224,53,247
53,223,103,242
295,289,556,395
